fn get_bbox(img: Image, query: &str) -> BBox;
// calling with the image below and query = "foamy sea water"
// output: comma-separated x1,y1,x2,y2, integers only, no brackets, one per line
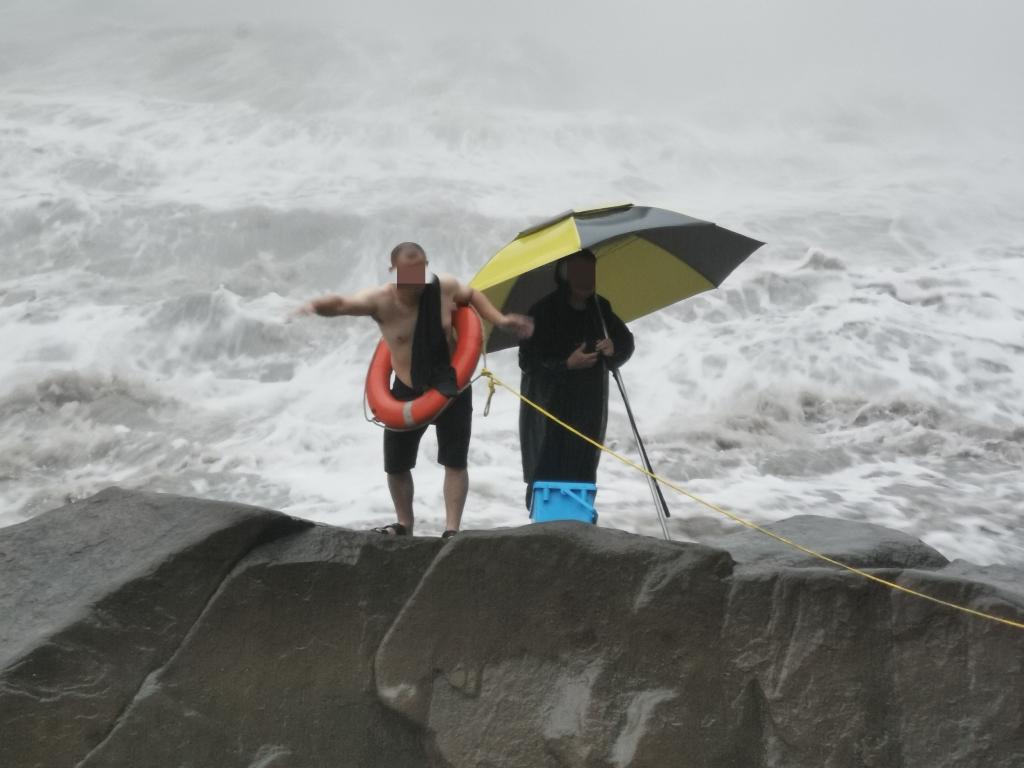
2,10,1022,565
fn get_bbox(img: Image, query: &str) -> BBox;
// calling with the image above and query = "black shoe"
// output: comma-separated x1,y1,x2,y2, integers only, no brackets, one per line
372,523,408,536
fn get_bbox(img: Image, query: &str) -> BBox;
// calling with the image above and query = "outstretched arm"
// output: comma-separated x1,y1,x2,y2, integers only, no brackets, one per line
294,288,379,319
449,279,534,339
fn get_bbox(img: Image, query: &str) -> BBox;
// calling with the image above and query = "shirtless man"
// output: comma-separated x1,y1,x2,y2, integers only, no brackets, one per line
295,242,533,538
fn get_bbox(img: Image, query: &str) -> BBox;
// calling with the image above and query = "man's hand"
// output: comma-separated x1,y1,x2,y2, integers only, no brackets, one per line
500,313,534,339
595,338,615,357
290,301,317,318
567,343,599,370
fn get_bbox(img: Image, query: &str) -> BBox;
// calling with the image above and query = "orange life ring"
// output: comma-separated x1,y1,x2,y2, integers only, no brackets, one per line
365,305,483,431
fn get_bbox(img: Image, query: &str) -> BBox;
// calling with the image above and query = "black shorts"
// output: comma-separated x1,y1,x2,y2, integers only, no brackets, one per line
383,378,473,474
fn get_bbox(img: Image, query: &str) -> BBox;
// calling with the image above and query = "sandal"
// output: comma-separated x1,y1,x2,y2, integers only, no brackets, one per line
372,522,408,536
441,529,458,540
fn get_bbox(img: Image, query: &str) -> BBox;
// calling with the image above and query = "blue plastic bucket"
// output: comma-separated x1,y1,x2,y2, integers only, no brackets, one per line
530,481,598,524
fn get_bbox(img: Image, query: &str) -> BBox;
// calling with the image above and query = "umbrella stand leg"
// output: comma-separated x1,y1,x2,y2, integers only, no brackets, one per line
610,366,673,541
591,296,672,540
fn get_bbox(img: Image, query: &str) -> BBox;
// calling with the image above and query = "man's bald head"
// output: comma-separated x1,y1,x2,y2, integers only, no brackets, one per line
390,242,426,266
390,242,428,286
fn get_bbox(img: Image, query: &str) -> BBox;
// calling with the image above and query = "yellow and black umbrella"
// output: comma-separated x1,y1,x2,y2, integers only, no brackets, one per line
471,203,763,352
471,203,763,538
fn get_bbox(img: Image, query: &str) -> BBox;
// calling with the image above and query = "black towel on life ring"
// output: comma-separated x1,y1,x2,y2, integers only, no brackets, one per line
410,276,458,397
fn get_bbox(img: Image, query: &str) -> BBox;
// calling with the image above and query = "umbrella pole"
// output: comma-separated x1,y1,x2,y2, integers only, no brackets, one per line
611,367,673,541
593,299,673,541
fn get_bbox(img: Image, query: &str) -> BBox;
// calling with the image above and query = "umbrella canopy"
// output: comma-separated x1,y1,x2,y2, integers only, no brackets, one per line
470,203,763,352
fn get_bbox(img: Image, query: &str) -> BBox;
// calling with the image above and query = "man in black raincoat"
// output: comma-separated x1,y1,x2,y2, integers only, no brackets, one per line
518,249,634,509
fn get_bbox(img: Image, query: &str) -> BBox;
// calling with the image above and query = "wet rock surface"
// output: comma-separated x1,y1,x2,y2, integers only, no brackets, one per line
2,490,1022,767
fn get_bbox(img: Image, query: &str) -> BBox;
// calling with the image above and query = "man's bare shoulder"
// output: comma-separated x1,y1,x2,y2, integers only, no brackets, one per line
361,283,394,302
438,273,475,303
437,273,462,291
346,284,392,317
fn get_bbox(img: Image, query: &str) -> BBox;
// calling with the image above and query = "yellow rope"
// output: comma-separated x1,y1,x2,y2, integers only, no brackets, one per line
479,368,1024,632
